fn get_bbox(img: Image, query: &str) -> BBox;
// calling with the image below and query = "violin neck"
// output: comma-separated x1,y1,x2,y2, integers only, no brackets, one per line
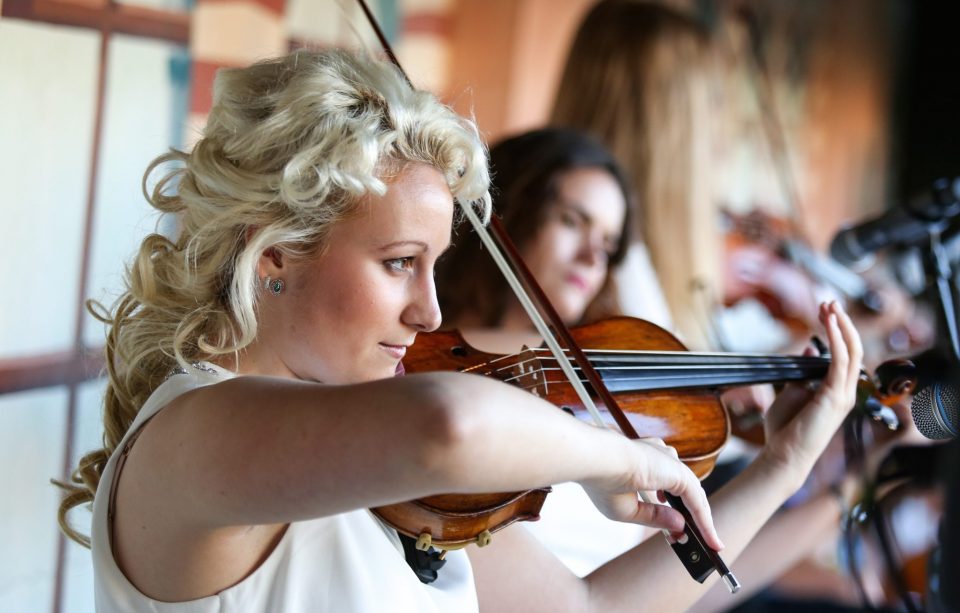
584,351,831,392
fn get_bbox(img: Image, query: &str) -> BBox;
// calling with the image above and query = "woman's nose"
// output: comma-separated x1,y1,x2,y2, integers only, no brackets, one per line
576,231,606,267
403,275,443,332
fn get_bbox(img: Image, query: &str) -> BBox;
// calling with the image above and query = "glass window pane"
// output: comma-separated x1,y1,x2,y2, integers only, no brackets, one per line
61,378,107,613
0,386,69,609
288,0,386,50
114,0,190,11
0,22,99,358
62,539,96,613
83,36,189,347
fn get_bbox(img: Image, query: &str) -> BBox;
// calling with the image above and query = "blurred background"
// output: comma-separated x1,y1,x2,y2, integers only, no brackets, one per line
1,0,958,610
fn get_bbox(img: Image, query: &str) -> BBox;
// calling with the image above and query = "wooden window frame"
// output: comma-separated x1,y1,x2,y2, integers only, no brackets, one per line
0,4,189,612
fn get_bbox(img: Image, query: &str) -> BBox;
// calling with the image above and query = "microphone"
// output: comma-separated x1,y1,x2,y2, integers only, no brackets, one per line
830,177,960,266
912,382,960,440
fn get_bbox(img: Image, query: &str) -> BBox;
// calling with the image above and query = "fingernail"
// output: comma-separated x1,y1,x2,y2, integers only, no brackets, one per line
810,335,827,354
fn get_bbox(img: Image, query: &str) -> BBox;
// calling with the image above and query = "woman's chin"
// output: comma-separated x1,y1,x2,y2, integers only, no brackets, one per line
557,303,587,326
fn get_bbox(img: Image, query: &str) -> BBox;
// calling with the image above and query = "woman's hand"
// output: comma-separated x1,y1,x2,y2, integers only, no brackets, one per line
761,302,864,483
579,435,724,551
722,385,776,418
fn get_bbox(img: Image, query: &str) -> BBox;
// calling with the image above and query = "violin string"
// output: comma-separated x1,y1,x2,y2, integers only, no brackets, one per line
491,368,827,392
472,345,833,361
524,347,830,360
520,365,827,377
536,359,828,370
488,354,828,380
462,346,828,374
497,360,829,373
486,350,828,372
457,347,830,395
507,368,829,395
503,368,826,388
555,358,828,369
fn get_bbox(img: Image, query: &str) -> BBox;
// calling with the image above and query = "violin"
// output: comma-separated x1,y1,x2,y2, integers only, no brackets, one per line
372,316,912,551
723,208,825,336
722,207,933,361
722,208,886,334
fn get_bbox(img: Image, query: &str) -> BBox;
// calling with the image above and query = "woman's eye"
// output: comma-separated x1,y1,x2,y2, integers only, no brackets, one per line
558,211,579,228
604,241,619,260
385,257,415,273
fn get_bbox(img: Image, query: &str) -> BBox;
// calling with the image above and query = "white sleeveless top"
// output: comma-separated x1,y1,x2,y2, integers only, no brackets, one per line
91,363,478,612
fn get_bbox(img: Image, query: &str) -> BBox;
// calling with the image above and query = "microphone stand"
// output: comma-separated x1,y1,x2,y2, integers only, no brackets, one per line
922,227,960,363
838,204,960,610
870,221,960,611
920,231,960,609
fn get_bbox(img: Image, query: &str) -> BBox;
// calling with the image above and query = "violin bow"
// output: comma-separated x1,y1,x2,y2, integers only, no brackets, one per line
354,0,739,592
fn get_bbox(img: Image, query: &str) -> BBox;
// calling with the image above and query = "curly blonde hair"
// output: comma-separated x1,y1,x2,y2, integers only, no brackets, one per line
56,49,491,546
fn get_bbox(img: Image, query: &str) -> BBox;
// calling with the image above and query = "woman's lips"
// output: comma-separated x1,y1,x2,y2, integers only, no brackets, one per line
565,273,590,293
379,343,407,359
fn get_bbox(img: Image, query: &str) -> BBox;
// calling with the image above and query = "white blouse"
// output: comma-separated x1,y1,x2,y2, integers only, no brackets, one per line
90,363,477,612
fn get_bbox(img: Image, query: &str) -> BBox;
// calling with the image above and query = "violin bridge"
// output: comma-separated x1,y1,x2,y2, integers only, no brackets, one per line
510,347,548,398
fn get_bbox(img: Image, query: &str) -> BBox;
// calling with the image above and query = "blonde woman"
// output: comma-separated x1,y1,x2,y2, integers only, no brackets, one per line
552,0,720,350
56,49,862,612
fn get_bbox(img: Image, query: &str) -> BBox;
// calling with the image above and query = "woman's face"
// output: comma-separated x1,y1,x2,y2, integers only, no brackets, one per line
520,167,626,325
255,162,453,384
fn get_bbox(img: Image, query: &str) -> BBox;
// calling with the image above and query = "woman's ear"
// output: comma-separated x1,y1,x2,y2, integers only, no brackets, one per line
257,246,285,280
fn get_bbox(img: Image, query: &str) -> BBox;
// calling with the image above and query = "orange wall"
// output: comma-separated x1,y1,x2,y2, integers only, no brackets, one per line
446,0,593,142
444,0,894,231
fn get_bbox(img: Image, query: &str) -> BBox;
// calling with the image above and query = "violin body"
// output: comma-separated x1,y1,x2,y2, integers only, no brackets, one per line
372,490,550,550
721,208,933,360
722,208,820,336
371,317,731,550
404,317,730,477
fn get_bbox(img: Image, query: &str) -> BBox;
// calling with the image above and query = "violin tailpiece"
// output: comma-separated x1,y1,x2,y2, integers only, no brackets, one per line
398,532,446,584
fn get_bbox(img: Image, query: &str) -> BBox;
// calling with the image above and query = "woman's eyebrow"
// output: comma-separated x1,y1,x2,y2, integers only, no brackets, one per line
377,239,453,255
557,200,621,245
556,199,591,221
377,240,429,252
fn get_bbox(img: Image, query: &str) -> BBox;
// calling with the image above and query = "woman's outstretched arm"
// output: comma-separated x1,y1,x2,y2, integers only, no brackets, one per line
121,371,713,528
469,302,864,612
113,364,716,600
